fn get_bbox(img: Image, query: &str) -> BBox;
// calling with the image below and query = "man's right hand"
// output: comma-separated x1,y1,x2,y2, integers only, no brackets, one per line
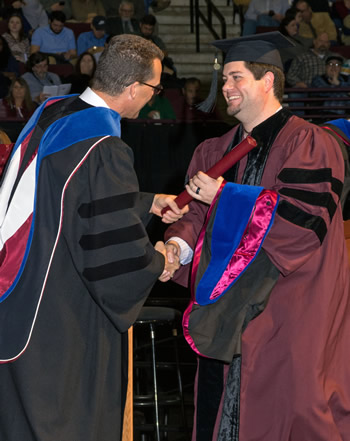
155,241,180,282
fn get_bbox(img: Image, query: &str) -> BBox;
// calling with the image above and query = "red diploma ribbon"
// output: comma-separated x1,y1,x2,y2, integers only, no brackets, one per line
161,135,257,214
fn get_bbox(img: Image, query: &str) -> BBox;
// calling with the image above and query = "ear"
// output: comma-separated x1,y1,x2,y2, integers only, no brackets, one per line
129,82,138,100
264,71,275,94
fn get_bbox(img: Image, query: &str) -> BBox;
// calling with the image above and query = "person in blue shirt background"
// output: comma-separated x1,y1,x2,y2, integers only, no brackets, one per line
77,15,108,59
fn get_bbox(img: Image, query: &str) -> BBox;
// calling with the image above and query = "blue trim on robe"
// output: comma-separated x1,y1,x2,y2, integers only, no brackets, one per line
1,96,121,303
325,119,350,139
196,183,279,306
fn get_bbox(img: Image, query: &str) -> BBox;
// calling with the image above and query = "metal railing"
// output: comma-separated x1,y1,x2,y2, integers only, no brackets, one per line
190,0,228,52
283,87,350,120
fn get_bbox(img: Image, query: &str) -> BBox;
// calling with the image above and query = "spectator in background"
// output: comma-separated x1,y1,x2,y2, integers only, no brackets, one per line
77,16,108,58
278,9,311,71
242,0,290,35
332,0,350,45
175,77,220,121
286,32,333,87
138,84,176,119
0,35,19,79
65,51,96,93
22,52,61,104
105,1,140,36
311,54,350,115
71,0,105,23
31,11,76,64
40,0,72,20
101,0,145,20
139,14,166,52
21,0,48,32
295,0,337,43
2,13,30,63
1,77,36,119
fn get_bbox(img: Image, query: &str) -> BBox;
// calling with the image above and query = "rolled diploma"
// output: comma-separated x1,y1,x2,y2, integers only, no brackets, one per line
161,135,257,214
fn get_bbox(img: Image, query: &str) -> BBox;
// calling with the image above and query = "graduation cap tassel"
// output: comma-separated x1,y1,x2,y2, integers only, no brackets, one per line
197,54,221,113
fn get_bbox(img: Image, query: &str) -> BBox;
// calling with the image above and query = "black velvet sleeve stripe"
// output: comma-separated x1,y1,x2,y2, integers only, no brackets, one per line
79,223,146,250
278,168,343,199
277,200,327,243
83,243,156,281
78,192,138,218
278,188,337,220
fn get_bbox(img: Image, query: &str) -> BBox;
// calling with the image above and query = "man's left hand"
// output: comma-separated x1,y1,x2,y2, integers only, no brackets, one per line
151,194,189,223
186,171,224,205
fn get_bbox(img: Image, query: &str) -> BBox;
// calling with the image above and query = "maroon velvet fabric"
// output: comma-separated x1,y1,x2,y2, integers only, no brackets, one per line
166,115,350,440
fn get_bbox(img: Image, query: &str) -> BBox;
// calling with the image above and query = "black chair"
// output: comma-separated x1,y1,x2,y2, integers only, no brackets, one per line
133,306,189,441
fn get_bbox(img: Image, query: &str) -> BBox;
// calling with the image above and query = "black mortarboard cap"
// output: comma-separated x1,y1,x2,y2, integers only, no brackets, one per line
198,32,295,112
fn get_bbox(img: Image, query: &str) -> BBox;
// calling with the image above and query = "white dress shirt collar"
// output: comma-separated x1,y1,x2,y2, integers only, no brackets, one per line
79,87,110,108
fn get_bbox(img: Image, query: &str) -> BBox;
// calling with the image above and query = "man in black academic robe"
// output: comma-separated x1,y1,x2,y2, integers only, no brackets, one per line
0,34,186,441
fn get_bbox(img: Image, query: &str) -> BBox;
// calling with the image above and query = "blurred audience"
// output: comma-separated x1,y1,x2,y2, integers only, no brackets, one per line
311,54,350,115
138,85,176,119
278,8,311,70
175,77,221,121
71,0,105,23
21,0,49,32
332,0,350,45
40,0,72,21
2,13,30,63
139,14,166,52
65,51,96,93
31,11,77,63
105,1,140,36
286,32,333,87
22,52,61,104
242,0,290,35
0,35,19,79
295,0,337,42
1,77,36,119
101,0,145,20
77,15,108,57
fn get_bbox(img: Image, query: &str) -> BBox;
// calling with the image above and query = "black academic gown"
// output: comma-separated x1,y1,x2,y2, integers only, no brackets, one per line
0,95,164,440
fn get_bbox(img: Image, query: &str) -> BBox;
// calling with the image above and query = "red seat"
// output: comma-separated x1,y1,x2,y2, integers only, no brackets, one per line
331,45,350,59
65,22,91,40
48,63,74,78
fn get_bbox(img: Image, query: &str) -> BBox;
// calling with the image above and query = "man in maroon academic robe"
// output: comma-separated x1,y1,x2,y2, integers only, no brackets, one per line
164,32,350,441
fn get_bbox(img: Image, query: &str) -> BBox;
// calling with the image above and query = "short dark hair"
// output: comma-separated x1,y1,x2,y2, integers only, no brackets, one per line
92,34,163,96
184,77,201,88
27,52,48,71
140,14,157,26
49,11,66,23
244,61,285,103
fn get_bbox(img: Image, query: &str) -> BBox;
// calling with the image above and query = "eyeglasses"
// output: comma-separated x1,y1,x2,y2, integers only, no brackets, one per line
327,62,341,67
139,81,163,95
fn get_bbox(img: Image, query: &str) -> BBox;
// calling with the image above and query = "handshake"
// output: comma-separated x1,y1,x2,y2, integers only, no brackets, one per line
154,241,181,282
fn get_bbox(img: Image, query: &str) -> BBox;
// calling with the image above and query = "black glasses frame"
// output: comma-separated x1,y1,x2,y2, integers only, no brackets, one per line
139,81,163,95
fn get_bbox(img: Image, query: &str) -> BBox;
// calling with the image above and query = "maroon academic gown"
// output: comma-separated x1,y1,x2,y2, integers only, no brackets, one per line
165,111,350,440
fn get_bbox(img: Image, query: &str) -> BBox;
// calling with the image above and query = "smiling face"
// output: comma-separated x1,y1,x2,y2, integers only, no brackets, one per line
222,61,266,122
